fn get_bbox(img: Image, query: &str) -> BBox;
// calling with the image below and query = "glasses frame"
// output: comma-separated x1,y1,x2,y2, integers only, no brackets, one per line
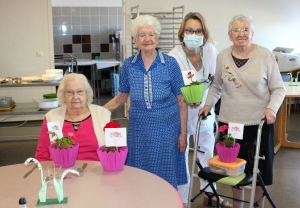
184,28,204,36
136,32,157,40
231,27,251,35
64,89,87,97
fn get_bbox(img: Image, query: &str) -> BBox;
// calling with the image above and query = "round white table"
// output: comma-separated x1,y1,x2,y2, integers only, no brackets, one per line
0,160,183,208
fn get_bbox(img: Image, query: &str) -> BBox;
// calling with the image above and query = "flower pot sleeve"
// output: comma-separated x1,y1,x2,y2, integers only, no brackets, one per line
180,84,204,104
49,143,79,168
97,146,128,172
216,142,240,163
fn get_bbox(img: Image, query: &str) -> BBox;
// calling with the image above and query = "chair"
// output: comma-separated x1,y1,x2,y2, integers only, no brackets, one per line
287,67,300,115
187,116,276,208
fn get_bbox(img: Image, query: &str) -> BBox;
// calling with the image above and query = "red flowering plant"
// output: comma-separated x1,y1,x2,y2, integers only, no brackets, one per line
48,131,75,150
48,131,79,168
102,120,121,152
218,125,235,148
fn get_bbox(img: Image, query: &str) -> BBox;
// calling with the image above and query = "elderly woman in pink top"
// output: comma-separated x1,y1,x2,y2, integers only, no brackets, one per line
35,73,111,161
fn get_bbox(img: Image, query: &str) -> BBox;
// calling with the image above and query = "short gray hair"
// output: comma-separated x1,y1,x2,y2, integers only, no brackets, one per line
131,15,161,38
228,14,254,32
57,73,93,105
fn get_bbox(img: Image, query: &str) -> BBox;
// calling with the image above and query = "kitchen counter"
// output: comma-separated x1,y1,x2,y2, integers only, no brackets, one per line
55,59,120,69
0,102,50,115
0,82,59,88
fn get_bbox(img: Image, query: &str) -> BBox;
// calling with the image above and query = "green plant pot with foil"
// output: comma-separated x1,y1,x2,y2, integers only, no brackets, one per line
181,84,204,104
180,71,205,104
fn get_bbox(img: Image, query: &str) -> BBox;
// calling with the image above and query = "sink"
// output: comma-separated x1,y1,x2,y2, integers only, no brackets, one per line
94,59,120,69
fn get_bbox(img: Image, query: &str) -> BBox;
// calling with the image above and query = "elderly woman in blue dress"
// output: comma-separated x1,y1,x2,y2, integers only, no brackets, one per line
104,15,188,189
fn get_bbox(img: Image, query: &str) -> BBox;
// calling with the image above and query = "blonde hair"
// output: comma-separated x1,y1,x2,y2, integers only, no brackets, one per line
178,12,210,45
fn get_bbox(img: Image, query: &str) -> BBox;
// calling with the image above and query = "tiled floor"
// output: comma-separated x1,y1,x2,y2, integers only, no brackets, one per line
0,95,300,207
188,110,300,208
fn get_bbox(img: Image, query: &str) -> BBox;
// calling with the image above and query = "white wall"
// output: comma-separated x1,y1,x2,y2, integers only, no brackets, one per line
123,0,300,57
51,0,122,7
0,0,55,103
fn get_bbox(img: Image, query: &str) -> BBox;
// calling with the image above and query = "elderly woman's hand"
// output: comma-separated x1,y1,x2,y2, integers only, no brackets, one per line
198,105,211,117
178,134,187,153
189,102,201,107
262,108,276,124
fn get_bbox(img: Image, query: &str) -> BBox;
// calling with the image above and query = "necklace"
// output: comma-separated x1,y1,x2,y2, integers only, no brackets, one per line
67,109,87,131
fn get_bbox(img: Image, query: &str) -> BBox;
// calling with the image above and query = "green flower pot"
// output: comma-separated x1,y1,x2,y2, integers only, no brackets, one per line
180,84,205,104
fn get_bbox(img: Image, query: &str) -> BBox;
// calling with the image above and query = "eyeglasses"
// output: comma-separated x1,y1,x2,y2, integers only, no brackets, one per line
184,28,204,36
136,32,157,40
231,27,251,35
64,89,87,96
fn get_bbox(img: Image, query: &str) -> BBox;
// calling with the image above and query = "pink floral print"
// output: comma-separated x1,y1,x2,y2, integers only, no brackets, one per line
223,66,242,88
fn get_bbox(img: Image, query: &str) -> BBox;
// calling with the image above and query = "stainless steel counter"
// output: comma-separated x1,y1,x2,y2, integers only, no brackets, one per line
0,82,59,88
55,59,120,98
0,102,50,115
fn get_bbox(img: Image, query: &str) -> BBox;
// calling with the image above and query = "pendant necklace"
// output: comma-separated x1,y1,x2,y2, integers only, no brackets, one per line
67,109,87,131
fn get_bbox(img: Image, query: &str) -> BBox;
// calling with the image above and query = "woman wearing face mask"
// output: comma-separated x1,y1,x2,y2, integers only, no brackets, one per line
169,12,231,208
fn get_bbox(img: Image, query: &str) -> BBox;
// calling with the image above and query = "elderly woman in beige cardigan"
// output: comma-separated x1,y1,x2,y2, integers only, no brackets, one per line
199,14,285,208
35,73,111,161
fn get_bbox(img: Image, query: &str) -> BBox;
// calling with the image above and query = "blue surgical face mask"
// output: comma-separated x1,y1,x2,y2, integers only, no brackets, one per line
183,34,204,50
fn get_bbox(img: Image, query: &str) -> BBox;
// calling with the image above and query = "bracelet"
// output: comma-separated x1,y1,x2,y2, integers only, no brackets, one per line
181,132,187,135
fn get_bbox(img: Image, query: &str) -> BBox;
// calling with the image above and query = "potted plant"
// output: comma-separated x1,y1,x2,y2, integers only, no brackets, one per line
97,120,128,172
215,125,240,163
48,132,79,168
180,71,205,105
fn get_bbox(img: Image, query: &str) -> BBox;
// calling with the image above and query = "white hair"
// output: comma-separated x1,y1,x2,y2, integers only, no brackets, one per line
57,73,93,105
130,15,161,38
228,14,254,32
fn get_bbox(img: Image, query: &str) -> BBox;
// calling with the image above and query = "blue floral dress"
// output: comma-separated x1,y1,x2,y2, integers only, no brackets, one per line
119,50,187,188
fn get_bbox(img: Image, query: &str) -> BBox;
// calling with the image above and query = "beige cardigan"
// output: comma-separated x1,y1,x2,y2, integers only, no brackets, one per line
45,104,111,146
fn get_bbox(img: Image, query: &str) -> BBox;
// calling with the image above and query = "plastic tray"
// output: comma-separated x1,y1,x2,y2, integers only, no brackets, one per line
0,102,16,111
208,155,246,177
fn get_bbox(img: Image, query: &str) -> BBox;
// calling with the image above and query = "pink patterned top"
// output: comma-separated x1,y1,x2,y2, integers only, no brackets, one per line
35,115,100,161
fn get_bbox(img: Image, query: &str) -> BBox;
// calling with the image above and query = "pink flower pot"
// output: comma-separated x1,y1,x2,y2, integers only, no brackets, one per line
97,146,128,172
49,143,79,168
215,142,240,163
